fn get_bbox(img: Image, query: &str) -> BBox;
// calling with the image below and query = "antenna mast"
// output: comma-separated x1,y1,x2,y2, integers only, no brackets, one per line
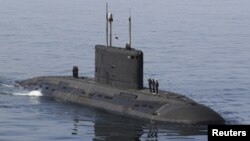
108,12,113,47
128,8,132,47
106,3,108,47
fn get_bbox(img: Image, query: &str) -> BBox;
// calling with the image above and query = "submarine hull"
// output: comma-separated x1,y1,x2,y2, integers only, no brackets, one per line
17,76,225,125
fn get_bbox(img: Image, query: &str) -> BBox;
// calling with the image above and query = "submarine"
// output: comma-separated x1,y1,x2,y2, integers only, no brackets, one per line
16,4,225,125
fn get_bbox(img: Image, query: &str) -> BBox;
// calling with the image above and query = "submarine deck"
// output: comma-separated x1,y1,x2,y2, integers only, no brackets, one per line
28,75,192,101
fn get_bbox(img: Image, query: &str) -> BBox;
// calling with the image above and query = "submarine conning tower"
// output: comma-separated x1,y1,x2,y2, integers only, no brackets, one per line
95,45,143,89
95,4,143,89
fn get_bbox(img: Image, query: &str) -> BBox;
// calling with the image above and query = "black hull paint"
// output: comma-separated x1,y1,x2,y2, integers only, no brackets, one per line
17,76,225,125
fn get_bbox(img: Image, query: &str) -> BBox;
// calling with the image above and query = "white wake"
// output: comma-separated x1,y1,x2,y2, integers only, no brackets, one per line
14,90,43,97
1,83,14,88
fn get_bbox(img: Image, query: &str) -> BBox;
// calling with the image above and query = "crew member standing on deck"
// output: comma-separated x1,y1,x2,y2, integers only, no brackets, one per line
152,79,155,93
148,78,152,92
155,80,159,94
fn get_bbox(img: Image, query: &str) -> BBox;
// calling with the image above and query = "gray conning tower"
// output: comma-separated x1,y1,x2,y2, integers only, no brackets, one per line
95,4,143,89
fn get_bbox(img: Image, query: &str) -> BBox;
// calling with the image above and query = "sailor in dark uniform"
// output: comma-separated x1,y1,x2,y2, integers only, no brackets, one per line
152,79,155,93
72,66,79,78
148,78,152,92
155,80,159,94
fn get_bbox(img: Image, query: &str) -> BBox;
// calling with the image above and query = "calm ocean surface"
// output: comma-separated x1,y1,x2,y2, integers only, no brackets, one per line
1,0,250,140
